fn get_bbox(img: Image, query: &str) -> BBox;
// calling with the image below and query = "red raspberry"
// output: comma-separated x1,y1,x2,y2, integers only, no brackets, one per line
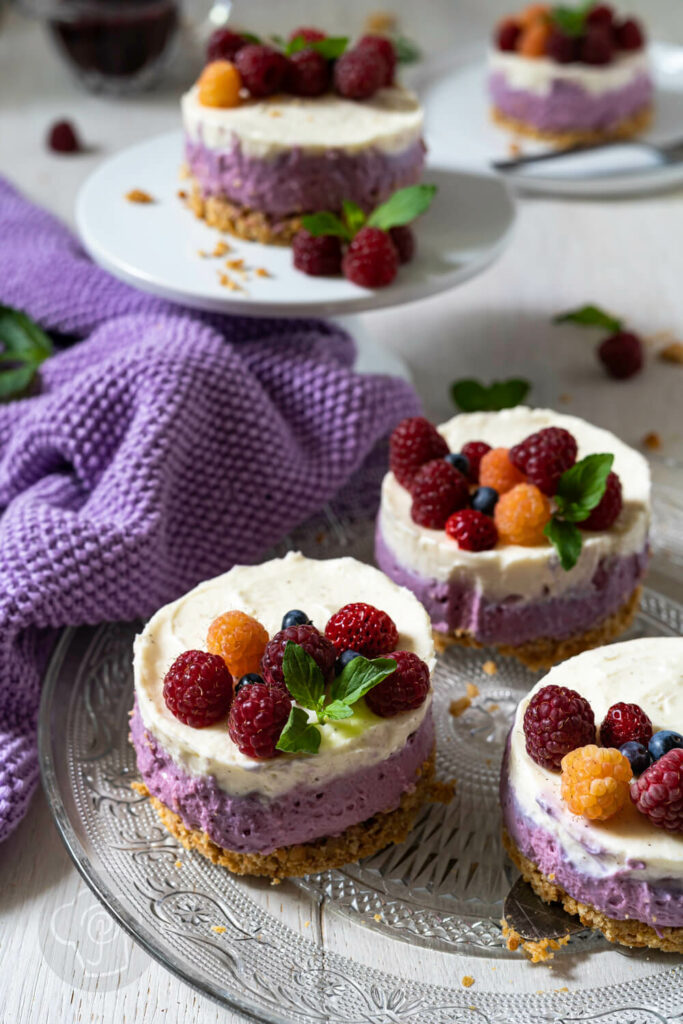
581,471,622,530
580,25,614,64
228,681,292,759
523,684,596,771
207,28,246,63
356,34,396,86
289,26,327,44
445,509,498,551
496,18,521,52
410,459,470,529
47,120,81,154
334,47,384,100
389,225,415,264
389,417,449,488
547,30,577,63
261,624,337,690
598,331,643,379
365,650,430,717
235,44,288,97
600,702,653,749
324,602,399,657
586,4,614,27
163,650,233,727
342,226,398,288
510,427,577,473
286,48,330,96
615,18,645,51
630,747,683,832
461,441,491,483
293,230,342,275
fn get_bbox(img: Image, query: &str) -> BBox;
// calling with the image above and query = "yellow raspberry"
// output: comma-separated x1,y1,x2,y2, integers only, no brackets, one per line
198,60,242,108
479,448,526,495
561,745,632,821
206,610,268,680
494,483,551,546
518,19,551,56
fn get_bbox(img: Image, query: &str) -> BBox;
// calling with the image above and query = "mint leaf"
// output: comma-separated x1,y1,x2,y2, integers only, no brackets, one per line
553,305,623,333
551,2,592,36
323,700,355,721
286,33,307,54
301,211,351,241
554,453,614,523
395,35,421,64
367,184,437,230
451,378,530,413
282,642,325,709
342,199,366,236
276,706,321,754
544,518,583,571
241,31,262,45
330,655,397,706
311,36,348,59
0,305,53,401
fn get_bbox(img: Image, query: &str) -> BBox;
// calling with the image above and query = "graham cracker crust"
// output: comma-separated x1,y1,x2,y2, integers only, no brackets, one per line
133,751,451,881
433,585,641,671
502,828,683,954
491,104,653,149
187,180,302,245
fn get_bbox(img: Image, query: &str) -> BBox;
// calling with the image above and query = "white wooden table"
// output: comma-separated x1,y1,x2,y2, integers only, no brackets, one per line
1,2,683,1021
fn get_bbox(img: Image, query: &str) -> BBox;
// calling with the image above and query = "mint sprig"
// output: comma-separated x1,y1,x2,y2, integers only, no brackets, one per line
286,35,348,58
394,35,421,65
0,305,53,401
276,707,321,754
550,2,593,37
301,211,351,241
554,305,623,334
544,518,582,572
544,453,614,570
301,184,437,244
450,378,530,413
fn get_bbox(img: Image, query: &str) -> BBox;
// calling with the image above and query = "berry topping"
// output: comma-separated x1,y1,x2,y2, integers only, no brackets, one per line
281,609,311,629
163,650,233,727
494,483,551,547
546,30,577,63
261,624,336,690
365,650,430,718
324,602,399,658
615,17,644,51
48,119,81,154
342,226,398,288
235,44,288,97
336,649,361,674
235,672,265,694
648,730,683,762
478,447,526,495
496,18,521,52
228,681,292,759
207,28,247,63
206,610,269,681
334,47,384,100
598,331,644,379
631,747,683,832
389,224,416,264
620,741,652,776
600,702,653,749
356,34,396,86
586,5,614,27
523,684,596,771
286,48,330,96
580,25,614,64
389,417,449,489
509,427,578,495
410,459,470,529
444,452,470,476
561,745,631,821
197,60,242,108
292,229,343,276
445,509,498,551
289,27,327,44
470,486,499,516
581,471,622,530
461,441,492,483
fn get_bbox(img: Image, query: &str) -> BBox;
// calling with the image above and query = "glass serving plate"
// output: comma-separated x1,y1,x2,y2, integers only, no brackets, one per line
38,507,683,1024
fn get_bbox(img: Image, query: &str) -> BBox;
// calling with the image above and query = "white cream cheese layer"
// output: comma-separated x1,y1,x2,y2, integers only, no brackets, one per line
181,85,424,158
134,552,434,798
488,48,650,97
378,408,650,602
507,638,683,879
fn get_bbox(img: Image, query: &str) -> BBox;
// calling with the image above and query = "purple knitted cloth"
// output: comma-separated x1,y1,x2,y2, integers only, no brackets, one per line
0,178,419,843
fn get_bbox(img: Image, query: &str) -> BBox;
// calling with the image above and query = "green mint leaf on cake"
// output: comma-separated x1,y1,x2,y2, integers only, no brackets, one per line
241,32,262,45
301,211,352,241
554,453,614,522
367,184,437,231
0,305,53,401
342,200,366,236
544,518,583,572
282,641,325,708
322,700,355,721
553,305,623,334
311,36,349,59
330,655,397,706
550,2,593,37
394,35,421,65
276,706,321,754
450,378,531,413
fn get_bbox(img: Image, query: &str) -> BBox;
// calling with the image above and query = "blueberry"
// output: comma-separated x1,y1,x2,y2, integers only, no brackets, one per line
281,609,310,629
445,452,470,477
470,486,499,516
235,672,264,694
619,741,652,776
335,649,361,675
648,729,683,761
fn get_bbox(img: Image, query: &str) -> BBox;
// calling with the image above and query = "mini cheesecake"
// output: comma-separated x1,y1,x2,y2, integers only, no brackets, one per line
501,638,683,953
131,552,440,879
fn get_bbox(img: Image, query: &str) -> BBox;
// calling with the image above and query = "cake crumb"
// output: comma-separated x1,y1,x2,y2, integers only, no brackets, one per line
642,431,662,451
450,696,471,717
174,860,183,869
559,392,572,403
466,682,479,698
502,920,571,963
211,925,226,934
461,976,475,988
659,341,683,364
303,921,310,928
255,267,271,277
218,272,244,293
213,240,231,257
364,10,397,33
125,189,155,204
508,140,522,157
487,703,500,713
373,914,381,922
177,189,187,200
556,987,569,993
226,257,245,271
482,660,497,676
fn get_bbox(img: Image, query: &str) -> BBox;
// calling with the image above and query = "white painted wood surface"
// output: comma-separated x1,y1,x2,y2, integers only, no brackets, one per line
2,2,683,1021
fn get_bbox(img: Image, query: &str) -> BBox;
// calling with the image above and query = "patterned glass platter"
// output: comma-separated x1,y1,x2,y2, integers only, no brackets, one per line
38,509,683,1024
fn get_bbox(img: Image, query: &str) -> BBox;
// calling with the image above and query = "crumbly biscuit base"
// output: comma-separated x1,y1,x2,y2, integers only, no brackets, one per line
433,585,641,671
491,104,653,149
502,828,683,954
133,751,450,880
187,181,302,245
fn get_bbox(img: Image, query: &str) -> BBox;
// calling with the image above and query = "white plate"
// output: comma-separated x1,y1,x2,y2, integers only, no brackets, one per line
421,42,683,197
75,131,516,317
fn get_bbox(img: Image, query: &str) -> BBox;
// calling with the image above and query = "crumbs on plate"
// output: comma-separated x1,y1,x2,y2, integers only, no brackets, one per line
125,189,155,204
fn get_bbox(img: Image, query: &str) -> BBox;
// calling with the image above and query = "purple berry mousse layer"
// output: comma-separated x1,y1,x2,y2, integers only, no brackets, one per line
375,523,648,646
185,136,426,218
130,703,434,855
489,70,653,133
500,744,683,932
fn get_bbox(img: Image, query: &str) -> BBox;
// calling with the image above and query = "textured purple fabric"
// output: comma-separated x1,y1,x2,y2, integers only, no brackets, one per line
0,177,420,843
